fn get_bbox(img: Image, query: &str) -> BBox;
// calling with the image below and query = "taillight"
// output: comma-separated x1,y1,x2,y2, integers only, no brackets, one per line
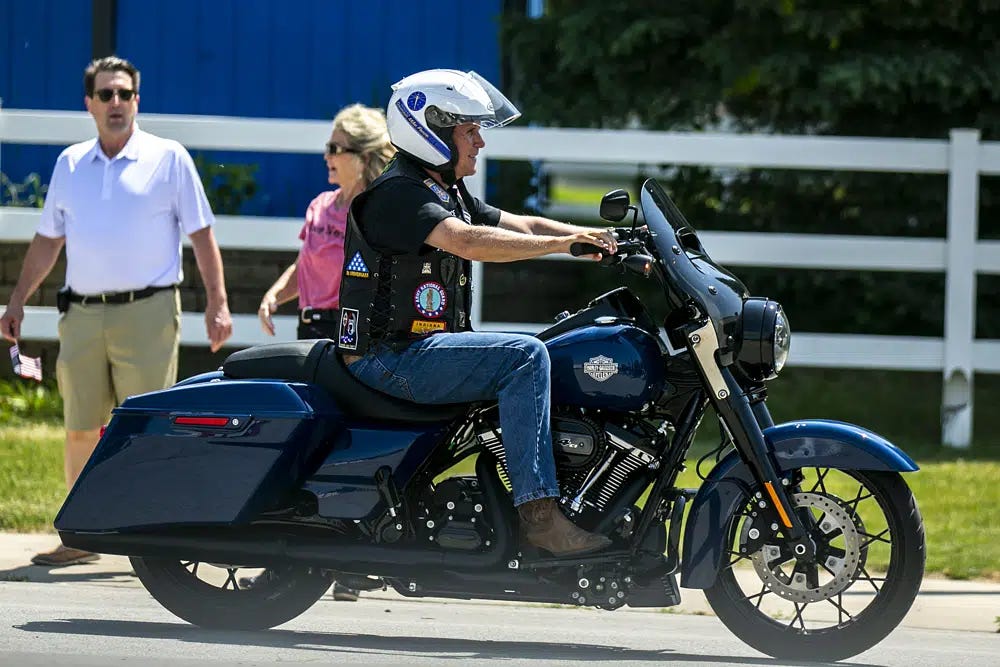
173,416,232,427
99,424,108,438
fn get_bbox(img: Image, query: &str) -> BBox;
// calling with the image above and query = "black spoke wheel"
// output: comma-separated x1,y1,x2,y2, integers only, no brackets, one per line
704,469,925,661
131,557,334,630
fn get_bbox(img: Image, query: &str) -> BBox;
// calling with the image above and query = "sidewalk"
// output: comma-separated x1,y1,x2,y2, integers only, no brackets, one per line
2,532,997,633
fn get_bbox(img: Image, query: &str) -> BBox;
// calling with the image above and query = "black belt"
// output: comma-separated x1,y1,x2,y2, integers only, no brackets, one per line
68,284,176,305
299,307,339,324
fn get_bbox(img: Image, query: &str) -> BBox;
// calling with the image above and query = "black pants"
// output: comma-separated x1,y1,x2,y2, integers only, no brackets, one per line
297,313,339,341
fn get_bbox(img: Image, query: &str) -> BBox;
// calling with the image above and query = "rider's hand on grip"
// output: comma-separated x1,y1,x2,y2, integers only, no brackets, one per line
570,242,606,258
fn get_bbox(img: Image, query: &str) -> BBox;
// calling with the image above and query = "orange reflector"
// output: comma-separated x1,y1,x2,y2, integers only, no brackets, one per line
764,481,794,529
174,416,230,427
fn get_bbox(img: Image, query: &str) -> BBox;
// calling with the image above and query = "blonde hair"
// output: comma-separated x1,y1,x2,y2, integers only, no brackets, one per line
333,104,396,186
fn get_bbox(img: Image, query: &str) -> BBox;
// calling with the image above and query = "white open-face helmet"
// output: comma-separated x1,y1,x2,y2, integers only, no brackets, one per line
386,69,521,171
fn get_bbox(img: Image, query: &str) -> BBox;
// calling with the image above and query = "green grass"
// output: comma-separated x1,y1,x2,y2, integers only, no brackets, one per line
2,418,997,580
0,379,63,423
0,421,66,532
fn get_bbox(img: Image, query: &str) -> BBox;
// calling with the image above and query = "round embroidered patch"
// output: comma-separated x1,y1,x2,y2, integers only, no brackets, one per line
407,91,426,111
414,282,447,318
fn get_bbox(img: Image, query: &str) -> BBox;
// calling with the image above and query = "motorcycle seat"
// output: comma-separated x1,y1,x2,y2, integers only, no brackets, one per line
221,339,469,423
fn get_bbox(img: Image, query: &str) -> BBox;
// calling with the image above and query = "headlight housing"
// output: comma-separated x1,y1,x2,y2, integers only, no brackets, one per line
735,298,792,382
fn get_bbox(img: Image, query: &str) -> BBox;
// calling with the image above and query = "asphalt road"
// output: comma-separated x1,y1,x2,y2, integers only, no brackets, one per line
1,579,997,667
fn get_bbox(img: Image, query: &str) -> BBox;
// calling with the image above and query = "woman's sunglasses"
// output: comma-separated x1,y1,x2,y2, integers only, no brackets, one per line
93,88,137,103
325,141,357,156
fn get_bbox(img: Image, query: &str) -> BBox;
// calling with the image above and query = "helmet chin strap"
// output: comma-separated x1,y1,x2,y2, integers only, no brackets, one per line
433,126,460,186
437,165,459,186
396,125,461,185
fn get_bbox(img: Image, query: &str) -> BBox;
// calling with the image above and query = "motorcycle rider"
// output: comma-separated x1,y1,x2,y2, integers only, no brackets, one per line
337,69,615,556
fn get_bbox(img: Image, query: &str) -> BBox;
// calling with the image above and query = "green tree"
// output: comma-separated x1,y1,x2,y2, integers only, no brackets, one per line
502,1,1000,337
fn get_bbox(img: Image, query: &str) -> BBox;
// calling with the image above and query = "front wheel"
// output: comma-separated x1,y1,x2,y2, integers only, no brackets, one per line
131,557,333,629
704,468,925,662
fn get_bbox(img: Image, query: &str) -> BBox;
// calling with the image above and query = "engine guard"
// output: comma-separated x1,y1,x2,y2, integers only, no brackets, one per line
679,419,918,590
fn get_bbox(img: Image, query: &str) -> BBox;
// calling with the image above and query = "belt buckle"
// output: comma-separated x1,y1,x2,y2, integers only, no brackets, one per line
300,308,314,324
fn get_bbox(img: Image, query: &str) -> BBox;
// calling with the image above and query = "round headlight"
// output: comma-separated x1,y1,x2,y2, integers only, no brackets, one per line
773,307,791,375
735,298,790,383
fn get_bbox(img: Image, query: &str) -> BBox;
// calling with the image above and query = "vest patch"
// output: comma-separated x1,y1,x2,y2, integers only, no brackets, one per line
423,178,451,203
345,251,370,278
338,308,360,350
414,281,447,318
411,319,447,334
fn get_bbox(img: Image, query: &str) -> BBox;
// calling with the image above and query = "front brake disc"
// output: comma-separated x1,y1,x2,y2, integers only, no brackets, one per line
745,492,862,603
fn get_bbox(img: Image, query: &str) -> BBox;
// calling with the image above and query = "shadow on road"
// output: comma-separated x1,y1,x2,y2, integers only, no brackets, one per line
0,565,135,584
14,618,876,666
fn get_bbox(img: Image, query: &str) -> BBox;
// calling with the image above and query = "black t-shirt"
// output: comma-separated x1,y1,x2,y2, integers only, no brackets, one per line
358,175,501,254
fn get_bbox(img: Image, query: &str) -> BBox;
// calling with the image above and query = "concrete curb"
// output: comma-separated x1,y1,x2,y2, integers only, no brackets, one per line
2,532,997,633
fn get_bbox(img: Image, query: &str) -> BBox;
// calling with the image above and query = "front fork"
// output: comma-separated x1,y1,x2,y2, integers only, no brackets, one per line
686,324,817,562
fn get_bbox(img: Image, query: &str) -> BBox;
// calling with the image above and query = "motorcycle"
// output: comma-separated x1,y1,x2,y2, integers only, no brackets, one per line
54,179,925,661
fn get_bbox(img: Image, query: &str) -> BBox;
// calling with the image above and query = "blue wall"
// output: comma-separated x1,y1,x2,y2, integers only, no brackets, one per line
1,0,504,216
1,0,93,195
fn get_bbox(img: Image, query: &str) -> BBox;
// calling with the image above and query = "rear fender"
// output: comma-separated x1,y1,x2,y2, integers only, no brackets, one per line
680,419,918,589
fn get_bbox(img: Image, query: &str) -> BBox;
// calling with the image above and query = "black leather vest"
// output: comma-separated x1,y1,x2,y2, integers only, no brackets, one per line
336,157,475,354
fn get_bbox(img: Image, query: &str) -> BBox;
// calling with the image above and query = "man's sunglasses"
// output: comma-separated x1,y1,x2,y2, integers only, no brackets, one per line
325,141,357,155
93,88,136,103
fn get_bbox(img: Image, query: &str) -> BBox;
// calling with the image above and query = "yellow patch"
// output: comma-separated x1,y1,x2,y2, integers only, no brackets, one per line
411,320,447,334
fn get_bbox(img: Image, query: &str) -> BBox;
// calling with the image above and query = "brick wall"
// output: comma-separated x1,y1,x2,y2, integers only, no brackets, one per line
1,243,297,381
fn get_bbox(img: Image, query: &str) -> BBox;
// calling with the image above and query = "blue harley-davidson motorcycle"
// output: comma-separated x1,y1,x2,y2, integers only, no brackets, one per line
55,180,924,661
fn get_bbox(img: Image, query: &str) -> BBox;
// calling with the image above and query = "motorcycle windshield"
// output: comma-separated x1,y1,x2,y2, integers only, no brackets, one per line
640,179,748,348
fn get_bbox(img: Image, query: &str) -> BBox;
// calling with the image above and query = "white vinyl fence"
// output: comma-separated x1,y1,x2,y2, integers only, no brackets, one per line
2,108,999,448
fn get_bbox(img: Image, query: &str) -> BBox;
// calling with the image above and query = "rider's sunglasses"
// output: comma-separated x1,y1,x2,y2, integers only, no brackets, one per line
325,141,357,156
93,88,137,103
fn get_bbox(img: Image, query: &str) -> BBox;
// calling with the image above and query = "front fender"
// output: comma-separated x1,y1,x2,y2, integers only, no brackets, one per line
680,419,918,590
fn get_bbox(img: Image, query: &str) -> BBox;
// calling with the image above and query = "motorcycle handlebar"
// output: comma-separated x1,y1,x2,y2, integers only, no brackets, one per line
570,242,606,257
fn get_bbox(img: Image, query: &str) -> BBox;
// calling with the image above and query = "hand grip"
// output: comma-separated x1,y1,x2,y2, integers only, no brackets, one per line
570,242,605,257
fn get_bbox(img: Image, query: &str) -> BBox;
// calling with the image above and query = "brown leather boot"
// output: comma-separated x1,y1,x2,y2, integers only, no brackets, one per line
517,498,612,556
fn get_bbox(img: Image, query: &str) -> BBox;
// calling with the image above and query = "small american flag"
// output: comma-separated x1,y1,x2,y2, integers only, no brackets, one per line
9,344,43,382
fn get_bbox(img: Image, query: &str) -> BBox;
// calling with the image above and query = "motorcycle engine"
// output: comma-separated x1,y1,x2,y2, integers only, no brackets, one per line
477,410,658,518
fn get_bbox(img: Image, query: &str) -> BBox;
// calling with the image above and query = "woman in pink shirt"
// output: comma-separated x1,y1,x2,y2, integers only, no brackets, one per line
256,105,393,601
258,104,395,340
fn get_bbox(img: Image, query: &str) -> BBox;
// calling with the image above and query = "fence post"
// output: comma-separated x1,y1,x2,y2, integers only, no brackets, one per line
942,129,980,448
464,158,487,328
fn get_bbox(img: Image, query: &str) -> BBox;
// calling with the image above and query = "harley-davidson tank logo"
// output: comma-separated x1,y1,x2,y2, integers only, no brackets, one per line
583,355,619,382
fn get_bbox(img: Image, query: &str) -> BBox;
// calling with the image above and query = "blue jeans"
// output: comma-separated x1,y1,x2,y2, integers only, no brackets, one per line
347,332,559,506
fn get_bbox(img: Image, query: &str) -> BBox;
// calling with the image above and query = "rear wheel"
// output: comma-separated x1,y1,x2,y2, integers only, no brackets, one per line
131,557,333,629
704,469,925,661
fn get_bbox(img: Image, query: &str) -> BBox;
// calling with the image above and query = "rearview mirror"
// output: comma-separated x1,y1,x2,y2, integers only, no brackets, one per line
599,189,630,222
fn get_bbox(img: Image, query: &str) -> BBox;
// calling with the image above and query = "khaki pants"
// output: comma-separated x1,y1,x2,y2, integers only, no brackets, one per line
56,288,181,430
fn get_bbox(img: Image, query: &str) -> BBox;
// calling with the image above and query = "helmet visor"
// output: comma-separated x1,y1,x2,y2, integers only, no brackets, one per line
467,71,521,129
426,71,521,130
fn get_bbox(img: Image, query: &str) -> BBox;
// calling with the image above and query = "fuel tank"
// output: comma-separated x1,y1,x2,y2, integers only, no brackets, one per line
545,322,666,412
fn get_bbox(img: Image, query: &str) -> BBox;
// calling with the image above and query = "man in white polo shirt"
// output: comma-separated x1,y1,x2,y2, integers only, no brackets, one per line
0,56,233,566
